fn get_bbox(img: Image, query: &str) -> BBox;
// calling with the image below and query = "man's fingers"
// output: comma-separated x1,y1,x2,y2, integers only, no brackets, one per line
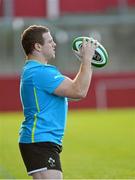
82,38,87,47
73,49,80,56
73,38,99,58
89,38,99,49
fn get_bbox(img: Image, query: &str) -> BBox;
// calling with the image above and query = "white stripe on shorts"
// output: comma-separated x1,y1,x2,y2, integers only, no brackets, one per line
28,167,47,175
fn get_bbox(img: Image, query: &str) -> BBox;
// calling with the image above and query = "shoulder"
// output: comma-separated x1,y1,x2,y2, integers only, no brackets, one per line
36,64,59,72
35,65,63,80
33,64,64,82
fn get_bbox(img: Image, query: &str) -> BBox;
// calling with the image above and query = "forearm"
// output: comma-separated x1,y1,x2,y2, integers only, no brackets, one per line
54,38,97,99
73,61,93,98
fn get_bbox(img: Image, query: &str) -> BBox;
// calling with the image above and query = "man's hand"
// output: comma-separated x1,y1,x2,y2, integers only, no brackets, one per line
73,38,98,66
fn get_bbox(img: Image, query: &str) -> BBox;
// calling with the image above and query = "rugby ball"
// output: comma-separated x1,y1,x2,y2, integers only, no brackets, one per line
72,36,109,68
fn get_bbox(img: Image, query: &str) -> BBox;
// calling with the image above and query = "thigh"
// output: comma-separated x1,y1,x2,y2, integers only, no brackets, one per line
19,142,62,176
32,169,63,179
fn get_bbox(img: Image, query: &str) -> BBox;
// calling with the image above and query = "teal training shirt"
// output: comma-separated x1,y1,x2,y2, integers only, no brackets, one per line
19,60,68,145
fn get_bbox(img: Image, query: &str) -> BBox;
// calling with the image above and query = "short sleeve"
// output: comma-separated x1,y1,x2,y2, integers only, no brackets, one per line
34,66,65,94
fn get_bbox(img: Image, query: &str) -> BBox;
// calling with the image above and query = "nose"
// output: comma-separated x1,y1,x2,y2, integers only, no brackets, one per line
53,41,56,47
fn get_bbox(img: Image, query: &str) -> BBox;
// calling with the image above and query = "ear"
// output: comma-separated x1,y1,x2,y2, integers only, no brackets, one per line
34,43,42,52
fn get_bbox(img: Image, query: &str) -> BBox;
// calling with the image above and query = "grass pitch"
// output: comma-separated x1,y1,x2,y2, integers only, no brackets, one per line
0,109,135,179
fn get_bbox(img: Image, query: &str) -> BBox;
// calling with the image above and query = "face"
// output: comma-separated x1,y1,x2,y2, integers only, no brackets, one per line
41,32,56,60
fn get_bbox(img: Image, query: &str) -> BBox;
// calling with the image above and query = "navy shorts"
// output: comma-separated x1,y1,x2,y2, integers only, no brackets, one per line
19,142,62,175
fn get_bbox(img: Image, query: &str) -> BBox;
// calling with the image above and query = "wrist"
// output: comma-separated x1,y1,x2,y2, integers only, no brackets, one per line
81,60,93,69
81,58,91,66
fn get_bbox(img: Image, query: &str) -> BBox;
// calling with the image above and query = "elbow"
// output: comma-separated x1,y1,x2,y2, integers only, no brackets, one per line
80,92,87,99
72,83,88,99
76,90,87,99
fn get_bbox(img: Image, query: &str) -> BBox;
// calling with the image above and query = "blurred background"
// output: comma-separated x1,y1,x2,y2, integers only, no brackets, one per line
0,0,135,111
0,1,135,179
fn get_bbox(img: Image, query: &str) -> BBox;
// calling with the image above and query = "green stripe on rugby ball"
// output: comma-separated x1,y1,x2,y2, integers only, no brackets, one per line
72,36,108,68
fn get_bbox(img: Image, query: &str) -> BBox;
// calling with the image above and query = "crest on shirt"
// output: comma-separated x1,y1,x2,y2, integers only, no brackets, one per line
48,157,55,167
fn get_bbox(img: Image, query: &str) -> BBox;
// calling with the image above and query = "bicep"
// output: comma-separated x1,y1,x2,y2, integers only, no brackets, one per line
54,76,83,99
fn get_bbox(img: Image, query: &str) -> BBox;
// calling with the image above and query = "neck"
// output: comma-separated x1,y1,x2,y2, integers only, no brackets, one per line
27,54,48,64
